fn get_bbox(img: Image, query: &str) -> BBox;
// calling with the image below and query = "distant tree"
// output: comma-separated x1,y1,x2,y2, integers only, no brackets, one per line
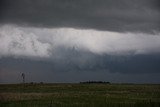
40,82,44,84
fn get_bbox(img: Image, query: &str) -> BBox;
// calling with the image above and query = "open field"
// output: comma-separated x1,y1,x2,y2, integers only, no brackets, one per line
0,83,160,107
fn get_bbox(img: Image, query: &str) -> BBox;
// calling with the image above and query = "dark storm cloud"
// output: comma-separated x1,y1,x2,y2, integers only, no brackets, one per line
52,49,160,74
0,0,160,33
1,50,160,74
1,50,160,83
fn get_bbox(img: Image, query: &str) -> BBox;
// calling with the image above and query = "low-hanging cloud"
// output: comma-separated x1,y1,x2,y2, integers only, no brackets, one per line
0,24,160,59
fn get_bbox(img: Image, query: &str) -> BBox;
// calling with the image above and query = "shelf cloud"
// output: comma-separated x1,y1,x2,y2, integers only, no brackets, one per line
0,25,160,59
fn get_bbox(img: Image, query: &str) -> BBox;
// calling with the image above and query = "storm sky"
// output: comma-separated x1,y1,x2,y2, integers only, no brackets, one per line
0,0,160,83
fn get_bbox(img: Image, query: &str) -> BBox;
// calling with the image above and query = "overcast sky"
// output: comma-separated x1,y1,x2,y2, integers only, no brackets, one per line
0,0,160,83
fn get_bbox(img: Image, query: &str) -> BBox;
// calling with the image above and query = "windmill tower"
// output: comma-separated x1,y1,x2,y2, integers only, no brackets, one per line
21,73,25,83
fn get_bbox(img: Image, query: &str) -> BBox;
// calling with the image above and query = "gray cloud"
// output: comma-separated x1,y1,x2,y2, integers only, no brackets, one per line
0,0,160,33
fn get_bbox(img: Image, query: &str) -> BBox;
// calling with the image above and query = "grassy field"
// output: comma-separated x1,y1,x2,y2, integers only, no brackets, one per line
0,83,160,107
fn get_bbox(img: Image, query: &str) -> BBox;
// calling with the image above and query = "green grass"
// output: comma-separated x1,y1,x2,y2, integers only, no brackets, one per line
0,83,160,107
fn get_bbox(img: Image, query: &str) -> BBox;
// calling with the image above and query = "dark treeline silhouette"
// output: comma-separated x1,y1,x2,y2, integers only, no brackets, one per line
80,81,110,84
29,82,44,85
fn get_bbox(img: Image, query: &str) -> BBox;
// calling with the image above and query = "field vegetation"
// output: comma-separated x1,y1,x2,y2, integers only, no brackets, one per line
0,83,160,107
